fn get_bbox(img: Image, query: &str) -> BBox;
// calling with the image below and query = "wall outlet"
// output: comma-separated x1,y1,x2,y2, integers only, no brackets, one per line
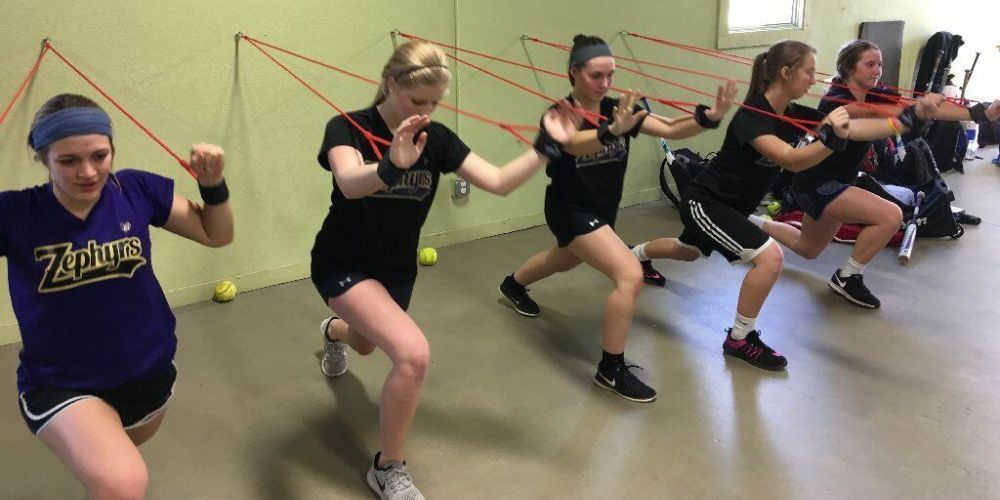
452,178,470,199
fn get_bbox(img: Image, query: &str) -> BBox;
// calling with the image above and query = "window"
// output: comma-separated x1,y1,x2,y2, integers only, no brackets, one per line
728,0,805,34
718,0,811,49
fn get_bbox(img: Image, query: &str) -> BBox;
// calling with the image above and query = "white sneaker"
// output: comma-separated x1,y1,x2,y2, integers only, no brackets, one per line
319,317,348,377
366,452,425,500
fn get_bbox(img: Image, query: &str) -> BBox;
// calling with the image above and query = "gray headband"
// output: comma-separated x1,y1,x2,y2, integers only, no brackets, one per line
570,44,613,67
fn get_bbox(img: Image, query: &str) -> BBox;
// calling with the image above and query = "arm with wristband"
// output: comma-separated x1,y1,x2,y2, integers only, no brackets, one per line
455,99,581,195
837,93,944,141
162,143,234,247
640,80,738,139
561,82,737,156
748,107,848,172
933,98,1000,125
329,114,431,199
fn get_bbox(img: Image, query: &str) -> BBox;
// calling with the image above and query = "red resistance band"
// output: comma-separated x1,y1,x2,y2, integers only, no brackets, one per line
43,42,196,178
523,35,819,135
241,34,540,149
399,32,697,119
624,31,979,105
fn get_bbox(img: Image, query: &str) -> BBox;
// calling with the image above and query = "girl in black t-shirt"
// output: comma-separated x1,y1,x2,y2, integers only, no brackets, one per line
313,40,579,499
498,34,737,404
757,40,992,310
633,40,934,371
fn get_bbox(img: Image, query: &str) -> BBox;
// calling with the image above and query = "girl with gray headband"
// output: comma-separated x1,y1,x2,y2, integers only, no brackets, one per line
500,34,738,403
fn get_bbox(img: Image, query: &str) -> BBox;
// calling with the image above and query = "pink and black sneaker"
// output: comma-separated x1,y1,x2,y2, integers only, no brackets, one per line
723,329,787,371
639,259,666,287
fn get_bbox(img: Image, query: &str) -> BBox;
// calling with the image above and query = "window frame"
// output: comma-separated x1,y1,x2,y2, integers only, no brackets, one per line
717,0,812,49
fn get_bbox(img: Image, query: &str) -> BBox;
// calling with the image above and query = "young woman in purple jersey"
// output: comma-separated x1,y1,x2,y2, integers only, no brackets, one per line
1,94,233,499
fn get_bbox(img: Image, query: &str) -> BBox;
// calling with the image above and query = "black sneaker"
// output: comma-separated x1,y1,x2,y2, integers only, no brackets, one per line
499,275,540,317
640,259,666,287
723,329,787,371
828,270,881,309
593,363,657,403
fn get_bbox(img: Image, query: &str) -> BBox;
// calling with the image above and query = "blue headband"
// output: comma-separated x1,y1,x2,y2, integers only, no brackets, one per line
569,44,613,68
29,107,113,151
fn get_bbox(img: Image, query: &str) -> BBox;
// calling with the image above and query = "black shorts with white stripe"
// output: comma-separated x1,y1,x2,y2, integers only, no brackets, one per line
18,361,176,436
678,195,774,264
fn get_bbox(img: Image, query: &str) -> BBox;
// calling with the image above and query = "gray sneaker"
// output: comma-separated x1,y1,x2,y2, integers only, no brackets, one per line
366,452,425,500
320,317,347,377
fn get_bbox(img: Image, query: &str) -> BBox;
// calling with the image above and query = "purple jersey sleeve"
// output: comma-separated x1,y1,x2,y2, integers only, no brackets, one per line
114,169,175,227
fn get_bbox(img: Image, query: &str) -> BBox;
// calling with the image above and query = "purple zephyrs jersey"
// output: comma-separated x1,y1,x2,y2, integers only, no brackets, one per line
0,169,176,392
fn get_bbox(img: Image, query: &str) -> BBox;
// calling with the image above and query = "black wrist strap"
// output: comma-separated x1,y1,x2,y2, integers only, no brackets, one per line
199,178,230,205
969,102,991,126
694,104,721,129
376,154,405,186
819,124,848,151
897,105,928,133
596,121,620,145
533,130,562,161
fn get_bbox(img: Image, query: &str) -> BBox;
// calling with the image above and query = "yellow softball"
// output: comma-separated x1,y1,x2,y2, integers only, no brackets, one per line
767,201,782,216
213,280,237,302
418,247,438,266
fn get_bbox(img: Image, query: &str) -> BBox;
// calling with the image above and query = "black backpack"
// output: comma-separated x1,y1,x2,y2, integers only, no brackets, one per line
978,121,1000,147
924,120,967,173
659,148,710,208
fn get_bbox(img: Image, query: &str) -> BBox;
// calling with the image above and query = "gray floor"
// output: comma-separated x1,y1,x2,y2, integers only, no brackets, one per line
2,149,999,499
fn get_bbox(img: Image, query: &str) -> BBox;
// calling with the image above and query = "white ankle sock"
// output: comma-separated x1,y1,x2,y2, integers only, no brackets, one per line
632,242,649,261
839,257,865,277
730,313,756,340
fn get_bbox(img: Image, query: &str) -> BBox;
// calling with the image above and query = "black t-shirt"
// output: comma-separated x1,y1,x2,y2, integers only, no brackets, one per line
794,84,901,191
314,106,471,280
686,93,824,215
545,96,644,213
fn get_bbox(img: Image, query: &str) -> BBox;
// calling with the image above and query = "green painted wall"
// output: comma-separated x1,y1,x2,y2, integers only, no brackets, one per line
1,1,997,345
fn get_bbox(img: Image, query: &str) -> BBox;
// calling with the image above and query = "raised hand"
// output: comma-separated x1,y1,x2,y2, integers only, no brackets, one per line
827,107,850,138
190,143,226,186
608,89,649,136
542,99,583,144
706,79,738,121
388,114,431,169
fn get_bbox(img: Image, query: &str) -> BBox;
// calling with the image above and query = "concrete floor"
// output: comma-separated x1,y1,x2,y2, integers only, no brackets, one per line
2,149,999,499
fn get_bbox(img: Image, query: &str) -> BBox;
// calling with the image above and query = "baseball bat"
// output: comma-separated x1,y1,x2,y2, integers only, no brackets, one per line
898,191,926,265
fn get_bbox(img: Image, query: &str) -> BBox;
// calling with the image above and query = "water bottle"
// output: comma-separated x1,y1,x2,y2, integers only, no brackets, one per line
964,122,978,161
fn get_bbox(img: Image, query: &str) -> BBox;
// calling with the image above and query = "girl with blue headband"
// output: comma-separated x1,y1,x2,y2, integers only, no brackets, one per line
3,93,234,498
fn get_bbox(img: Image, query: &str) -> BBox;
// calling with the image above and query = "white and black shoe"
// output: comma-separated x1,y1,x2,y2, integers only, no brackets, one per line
320,317,348,377
829,270,881,309
499,274,540,317
367,452,425,500
593,363,657,403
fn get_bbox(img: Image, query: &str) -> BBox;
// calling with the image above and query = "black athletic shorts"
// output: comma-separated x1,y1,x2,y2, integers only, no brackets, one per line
677,195,775,264
312,269,415,311
18,361,176,436
793,180,851,220
544,188,617,248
